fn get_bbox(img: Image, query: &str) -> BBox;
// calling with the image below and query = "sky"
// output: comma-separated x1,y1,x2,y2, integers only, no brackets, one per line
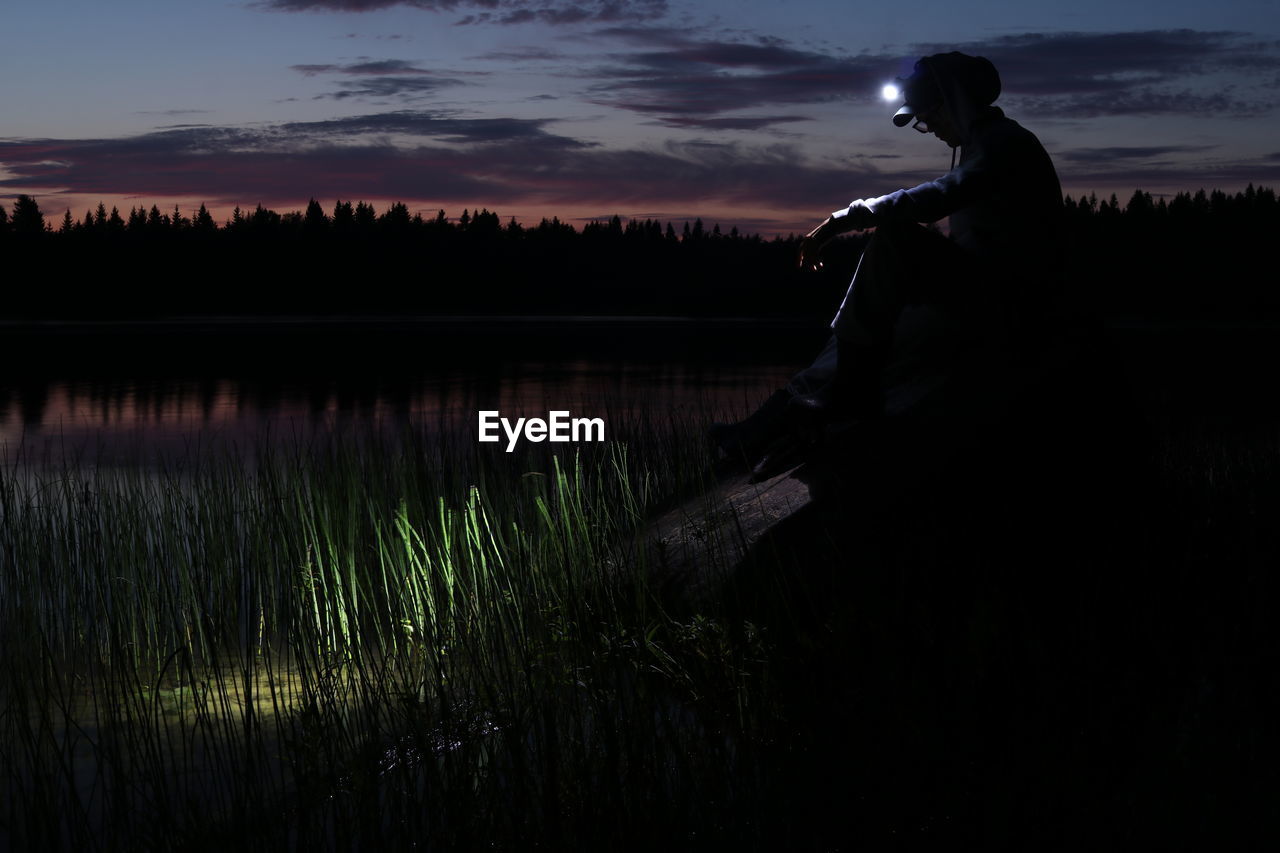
2,0,1279,235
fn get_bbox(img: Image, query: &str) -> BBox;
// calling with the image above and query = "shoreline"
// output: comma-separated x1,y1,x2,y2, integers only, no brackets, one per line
1,312,1278,335
0,314,827,335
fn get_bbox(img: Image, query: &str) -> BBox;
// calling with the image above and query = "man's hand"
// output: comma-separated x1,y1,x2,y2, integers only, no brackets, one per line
798,219,836,271
798,201,877,271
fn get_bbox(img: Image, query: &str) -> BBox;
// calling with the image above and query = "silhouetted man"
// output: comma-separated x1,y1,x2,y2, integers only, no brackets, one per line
714,52,1065,470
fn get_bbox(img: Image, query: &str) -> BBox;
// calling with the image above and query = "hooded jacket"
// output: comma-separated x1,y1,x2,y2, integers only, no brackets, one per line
834,54,1064,279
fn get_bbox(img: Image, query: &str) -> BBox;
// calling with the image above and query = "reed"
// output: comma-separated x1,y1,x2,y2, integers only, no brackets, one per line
0,411,776,850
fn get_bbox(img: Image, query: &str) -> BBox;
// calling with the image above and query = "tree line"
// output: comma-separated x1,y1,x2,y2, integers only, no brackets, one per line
2,186,1276,319
0,196,755,243
1,196,840,319
1061,185,1279,317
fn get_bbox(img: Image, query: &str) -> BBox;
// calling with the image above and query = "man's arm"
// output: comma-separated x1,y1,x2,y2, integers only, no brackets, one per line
797,173,975,270
861,171,983,224
863,129,1021,225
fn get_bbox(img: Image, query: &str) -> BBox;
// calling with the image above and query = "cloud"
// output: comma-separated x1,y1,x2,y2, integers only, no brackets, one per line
1019,88,1272,118
278,110,589,145
291,59,468,101
656,115,811,131
470,46,564,62
1047,144,1280,195
586,28,1280,127
135,109,215,117
913,30,1280,117
585,32,888,126
0,114,928,220
293,58,434,75
260,0,669,26
325,76,463,100
263,1,470,10
1058,145,1219,164
1061,159,1280,194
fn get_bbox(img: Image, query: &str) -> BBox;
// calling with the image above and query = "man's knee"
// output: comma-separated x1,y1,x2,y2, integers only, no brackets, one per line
869,220,936,249
863,221,950,273
856,223,937,305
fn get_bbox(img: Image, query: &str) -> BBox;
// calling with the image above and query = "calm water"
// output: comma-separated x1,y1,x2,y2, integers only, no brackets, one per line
3,315,1273,468
0,317,817,467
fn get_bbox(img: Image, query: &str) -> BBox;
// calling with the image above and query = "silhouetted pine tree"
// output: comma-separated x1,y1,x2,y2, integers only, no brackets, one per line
354,202,376,232
380,202,411,233
10,195,46,236
193,204,216,232
249,204,280,233
332,200,355,232
304,198,328,235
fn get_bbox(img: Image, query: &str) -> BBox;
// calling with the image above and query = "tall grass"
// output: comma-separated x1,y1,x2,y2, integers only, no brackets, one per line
0,411,779,851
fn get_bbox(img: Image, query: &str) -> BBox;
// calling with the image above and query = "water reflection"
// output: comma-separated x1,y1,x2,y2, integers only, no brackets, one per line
0,317,828,467
0,362,796,467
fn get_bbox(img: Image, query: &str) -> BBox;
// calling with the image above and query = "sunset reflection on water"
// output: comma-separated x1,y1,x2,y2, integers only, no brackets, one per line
0,362,795,468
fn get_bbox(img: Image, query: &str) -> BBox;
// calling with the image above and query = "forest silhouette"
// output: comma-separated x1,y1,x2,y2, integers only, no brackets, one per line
2,186,1276,320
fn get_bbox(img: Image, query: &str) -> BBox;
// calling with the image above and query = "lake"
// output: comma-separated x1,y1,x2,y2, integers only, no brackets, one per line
0,317,820,468
2,314,1274,470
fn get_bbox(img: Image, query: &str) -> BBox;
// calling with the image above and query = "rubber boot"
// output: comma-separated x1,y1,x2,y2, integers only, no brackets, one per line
708,389,794,460
747,432,812,483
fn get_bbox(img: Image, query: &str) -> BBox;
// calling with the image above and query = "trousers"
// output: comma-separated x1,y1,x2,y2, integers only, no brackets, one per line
787,222,1009,398
830,221,1000,348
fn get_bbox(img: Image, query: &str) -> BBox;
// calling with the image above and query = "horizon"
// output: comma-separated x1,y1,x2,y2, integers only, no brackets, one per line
7,181,1273,242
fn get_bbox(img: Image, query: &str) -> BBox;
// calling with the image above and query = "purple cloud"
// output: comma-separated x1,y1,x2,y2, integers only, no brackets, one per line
290,58,471,101
1061,158,1280,192
586,33,888,127
656,115,811,131
325,77,462,100
586,28,1280,127
293,59,436,76
291,59,468,100
278,111,590,145
260,0,669,25
1059,145,1219,164
914,30,1280,117
1017,88,1273,118
0,114,929,223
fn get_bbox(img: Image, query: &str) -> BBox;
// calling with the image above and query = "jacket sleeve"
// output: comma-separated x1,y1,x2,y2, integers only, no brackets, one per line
834,142,1000,225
